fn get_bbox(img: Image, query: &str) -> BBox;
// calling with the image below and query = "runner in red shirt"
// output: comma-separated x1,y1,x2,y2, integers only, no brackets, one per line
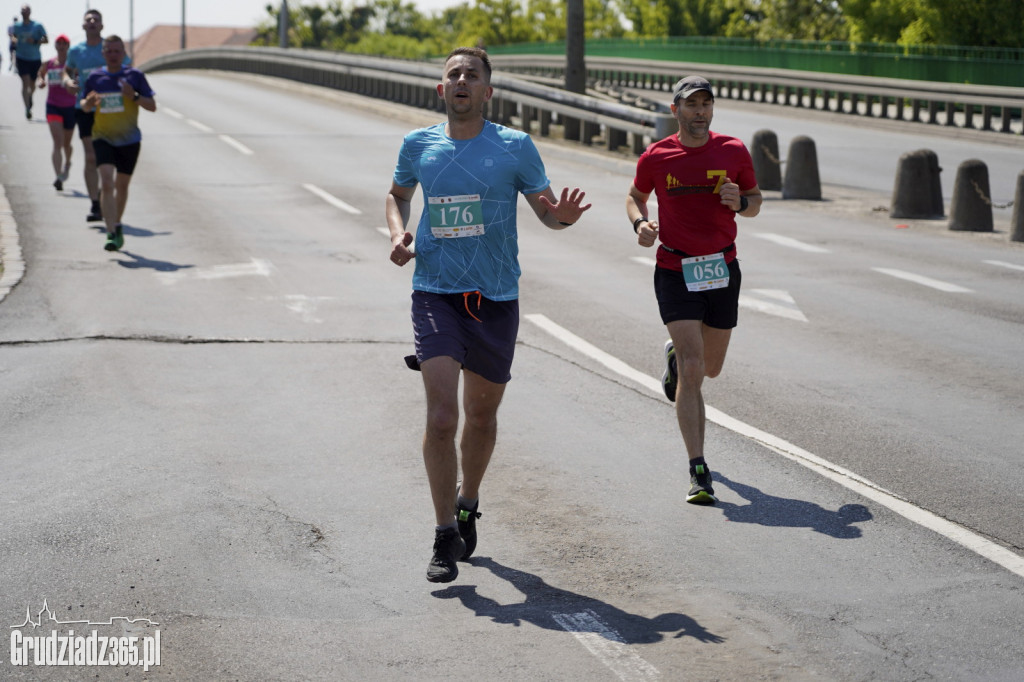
627,75,762,505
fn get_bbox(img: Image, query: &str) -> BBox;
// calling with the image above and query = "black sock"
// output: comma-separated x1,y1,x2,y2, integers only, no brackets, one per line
689,457,707,474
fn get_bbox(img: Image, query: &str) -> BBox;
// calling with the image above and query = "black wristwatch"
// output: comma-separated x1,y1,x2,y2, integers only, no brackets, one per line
735,195,749,213
632,216,648,233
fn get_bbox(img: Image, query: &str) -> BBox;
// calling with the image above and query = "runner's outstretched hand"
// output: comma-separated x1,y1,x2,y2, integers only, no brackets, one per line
539,187,592,226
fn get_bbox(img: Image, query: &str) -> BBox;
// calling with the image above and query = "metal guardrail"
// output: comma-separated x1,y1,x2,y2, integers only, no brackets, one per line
490,55,1024,136
142,47,1024,152
142,47,676,155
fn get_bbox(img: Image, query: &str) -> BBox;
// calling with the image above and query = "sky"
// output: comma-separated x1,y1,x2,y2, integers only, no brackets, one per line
10,0,462,57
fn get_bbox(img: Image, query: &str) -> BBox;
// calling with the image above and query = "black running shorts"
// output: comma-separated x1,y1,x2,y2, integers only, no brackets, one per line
654,259,742,329
92,139,141,175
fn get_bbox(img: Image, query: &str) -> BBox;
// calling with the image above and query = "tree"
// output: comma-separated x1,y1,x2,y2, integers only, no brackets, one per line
752,0,847,41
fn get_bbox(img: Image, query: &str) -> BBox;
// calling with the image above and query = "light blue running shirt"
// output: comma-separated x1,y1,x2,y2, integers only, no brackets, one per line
393,120,550,301
67,41,131,110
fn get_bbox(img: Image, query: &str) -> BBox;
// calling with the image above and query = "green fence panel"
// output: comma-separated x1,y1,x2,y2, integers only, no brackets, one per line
487,38,1024,87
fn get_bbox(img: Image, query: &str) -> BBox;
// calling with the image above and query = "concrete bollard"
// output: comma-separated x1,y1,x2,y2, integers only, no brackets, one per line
948,159,993,232
1012,170,1024,243
782,135,821,200
751,129,782,191
891,149,944,219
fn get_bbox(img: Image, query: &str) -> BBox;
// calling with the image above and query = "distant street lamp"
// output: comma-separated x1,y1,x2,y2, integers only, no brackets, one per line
181,0,186,50
279,0,289,49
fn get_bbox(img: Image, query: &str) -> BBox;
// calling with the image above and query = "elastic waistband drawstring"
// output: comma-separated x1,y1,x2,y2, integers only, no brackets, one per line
462,291,483,322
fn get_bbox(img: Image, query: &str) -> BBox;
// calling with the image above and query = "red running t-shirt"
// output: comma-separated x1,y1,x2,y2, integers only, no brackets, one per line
632,130,757,270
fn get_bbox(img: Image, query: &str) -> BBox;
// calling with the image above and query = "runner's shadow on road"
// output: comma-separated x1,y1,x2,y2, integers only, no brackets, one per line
432,556,725,645
714,472,872,539
113,250,194,272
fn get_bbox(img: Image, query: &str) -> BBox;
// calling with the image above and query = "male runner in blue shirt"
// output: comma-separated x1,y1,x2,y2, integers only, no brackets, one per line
386,47,590,583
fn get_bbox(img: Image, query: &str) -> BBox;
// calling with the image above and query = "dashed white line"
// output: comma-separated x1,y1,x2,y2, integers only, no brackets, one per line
751,232,831,253
524,313,1024,580
218,134,254,156
161,107,184,119
872,267,972,293
185,118,214,133
302,184,362,215
984,259,1024,272
629,256,657,267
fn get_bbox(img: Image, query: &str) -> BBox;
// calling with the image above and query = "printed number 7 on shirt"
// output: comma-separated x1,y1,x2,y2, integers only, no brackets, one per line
681,252,729,292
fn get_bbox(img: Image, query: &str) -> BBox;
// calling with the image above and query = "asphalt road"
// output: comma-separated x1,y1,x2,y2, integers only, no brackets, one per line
1,69,1022,681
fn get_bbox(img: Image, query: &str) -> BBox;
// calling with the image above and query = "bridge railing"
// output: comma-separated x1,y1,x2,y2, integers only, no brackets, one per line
142,47,1024,154
142,47,677,155
491,55,1024,136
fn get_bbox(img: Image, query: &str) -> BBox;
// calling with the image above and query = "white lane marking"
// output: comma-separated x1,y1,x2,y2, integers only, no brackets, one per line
155,258,274,284
630,256,657,267
186,118,214,133
552,611,660,681
872,267,972,293
302,184,362,215
739,289,808,322
984,259,1024,272
376,227,390,238
267,295,333,323
218,134,254,156
161,107,184,119
752,232,831,253
525,313,1024,580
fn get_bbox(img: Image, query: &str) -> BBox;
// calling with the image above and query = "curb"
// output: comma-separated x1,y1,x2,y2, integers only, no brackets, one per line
0,183,25,303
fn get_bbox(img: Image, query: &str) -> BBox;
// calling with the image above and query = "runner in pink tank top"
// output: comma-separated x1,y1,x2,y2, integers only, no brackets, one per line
37,34,75,190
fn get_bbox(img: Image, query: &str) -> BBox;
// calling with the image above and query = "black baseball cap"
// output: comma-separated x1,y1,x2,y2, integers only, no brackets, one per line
672,75,715,103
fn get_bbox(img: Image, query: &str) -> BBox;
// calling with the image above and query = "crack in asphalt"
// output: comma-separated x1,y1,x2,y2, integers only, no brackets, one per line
0,335,404,346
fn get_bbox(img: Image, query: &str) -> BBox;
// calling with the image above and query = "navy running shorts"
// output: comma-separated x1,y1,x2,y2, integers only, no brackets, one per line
654,259,742,329
410,290,519,385
46,103,76,130
92,140,141,175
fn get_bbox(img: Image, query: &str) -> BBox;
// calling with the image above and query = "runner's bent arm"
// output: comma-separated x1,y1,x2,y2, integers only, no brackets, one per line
627,182,659,248
719,179,763,218
386,181,417,265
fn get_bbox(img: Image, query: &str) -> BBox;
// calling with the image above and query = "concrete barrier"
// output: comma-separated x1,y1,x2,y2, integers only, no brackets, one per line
1012,170,1024,243
890,149,944,219
751,129,781,191
782,135,821,200
948,159,994,232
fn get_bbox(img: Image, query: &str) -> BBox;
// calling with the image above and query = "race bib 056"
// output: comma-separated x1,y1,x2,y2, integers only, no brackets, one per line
681,252,729,292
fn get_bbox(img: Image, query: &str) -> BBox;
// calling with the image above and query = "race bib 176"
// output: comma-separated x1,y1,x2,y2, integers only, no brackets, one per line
428,194,484,238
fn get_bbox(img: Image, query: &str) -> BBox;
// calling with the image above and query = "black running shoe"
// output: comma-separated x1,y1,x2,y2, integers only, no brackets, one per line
687,463,717,505
86,203,102,222
426,527,465,583
456,500,481,561
53,178,63,191
662,340,678,402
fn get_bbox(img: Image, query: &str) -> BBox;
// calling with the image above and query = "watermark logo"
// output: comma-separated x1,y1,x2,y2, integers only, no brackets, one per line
10,600,160,672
